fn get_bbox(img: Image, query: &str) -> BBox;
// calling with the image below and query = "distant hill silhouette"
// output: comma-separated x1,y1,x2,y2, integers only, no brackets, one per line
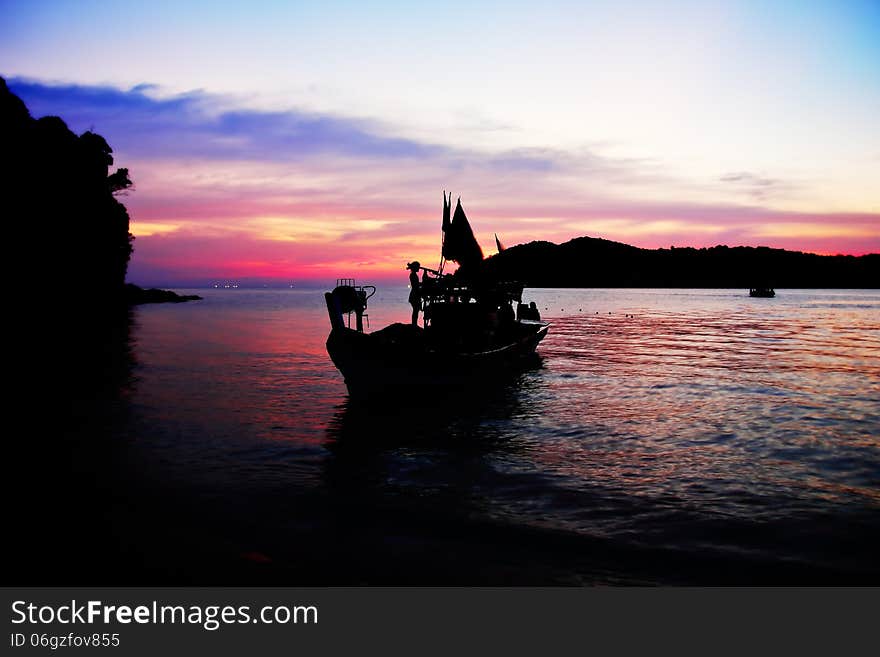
481,236,880,288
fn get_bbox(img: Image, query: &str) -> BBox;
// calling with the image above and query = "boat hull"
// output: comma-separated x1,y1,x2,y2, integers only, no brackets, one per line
326,320,549,398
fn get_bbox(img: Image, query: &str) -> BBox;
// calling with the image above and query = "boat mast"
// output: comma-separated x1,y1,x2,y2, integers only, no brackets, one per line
438,190,450,275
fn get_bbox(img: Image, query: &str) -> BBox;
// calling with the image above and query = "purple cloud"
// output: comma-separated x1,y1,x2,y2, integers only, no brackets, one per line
7,77,443,161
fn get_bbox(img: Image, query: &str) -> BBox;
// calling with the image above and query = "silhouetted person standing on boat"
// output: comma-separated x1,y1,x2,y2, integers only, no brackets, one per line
407,261,421,325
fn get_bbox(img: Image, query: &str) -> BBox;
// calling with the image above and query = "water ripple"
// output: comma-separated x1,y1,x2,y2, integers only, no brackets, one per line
125,288,880,582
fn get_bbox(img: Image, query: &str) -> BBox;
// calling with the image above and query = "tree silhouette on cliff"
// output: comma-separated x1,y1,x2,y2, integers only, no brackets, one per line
1,77,134,302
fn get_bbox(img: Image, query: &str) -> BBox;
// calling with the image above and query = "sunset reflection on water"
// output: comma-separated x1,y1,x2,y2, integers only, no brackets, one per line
122,287,880,583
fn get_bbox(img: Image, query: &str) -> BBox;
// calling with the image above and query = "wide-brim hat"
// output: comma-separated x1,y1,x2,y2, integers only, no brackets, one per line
406,261,420,270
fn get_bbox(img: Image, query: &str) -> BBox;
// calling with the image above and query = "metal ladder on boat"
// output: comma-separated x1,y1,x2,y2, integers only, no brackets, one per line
335,278,375,329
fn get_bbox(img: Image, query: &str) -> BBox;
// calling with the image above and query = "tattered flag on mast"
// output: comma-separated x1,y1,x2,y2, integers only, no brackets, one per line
441,196,484,270
439,191,452,272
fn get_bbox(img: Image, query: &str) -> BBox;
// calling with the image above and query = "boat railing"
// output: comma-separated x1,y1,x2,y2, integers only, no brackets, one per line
418,274,523,303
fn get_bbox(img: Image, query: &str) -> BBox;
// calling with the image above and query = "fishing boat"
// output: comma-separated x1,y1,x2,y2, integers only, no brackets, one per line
749,287,776,297
325,194,550,397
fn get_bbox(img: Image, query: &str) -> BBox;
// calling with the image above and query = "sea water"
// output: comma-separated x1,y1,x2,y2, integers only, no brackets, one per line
36,288,880,584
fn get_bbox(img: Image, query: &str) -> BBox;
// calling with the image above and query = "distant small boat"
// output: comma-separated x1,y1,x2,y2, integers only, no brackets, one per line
749,287,775,297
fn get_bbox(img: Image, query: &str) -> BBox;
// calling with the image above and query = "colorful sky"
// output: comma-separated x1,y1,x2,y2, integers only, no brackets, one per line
3,0,879,285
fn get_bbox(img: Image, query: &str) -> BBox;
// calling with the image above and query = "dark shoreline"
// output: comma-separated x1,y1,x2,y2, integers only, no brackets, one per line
125,282,202,304
526,285,880,289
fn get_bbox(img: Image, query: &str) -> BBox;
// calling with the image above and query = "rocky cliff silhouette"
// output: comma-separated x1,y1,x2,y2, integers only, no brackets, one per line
3,78,151,581
2,77,200,306
2,76,134,303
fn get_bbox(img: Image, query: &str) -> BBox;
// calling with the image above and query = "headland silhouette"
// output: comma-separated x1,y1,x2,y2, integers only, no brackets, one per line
480,236,879,289
1,76,200,307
